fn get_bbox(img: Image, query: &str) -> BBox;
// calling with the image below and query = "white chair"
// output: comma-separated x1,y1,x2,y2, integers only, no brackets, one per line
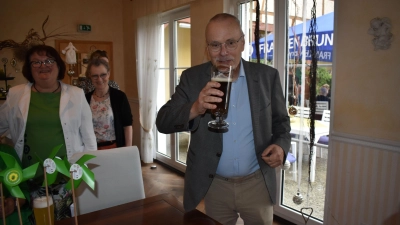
294,106,310,118
317,110,330,158
321,109,330,123
69,146,145,215
291,106,310,141
315,101,329,115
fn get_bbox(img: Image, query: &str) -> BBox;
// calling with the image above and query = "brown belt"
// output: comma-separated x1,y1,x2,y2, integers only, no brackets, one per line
97,140,116,147
214,169,262,183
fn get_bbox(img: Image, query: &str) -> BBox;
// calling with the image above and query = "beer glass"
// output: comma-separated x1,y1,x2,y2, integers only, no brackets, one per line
33,196,54,225
208,65,232,129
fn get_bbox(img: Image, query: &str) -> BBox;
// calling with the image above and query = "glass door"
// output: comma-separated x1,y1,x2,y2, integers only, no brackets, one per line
235,0,334,224
156,7,191,172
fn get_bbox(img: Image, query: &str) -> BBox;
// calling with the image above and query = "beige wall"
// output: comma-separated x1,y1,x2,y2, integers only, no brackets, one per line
326,0,400,224
0,0,125,90
334,0,400,141
190,0,224,66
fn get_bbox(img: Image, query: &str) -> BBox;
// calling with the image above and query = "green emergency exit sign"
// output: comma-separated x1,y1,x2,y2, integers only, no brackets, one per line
78,24,92,32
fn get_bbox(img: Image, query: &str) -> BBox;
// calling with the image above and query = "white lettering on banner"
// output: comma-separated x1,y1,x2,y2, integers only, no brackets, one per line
318,51,332,61
251,33,333,51
260,43,265,55
292,33,334,49
250,43,272,56
324,33,333,46
288,50,332,61
267,42,273,53
249,32,333,61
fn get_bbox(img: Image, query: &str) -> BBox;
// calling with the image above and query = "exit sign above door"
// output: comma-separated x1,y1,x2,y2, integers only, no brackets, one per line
78,24,92,32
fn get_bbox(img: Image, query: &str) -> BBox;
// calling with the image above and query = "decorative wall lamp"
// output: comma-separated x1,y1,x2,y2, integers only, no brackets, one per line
368,17,393,50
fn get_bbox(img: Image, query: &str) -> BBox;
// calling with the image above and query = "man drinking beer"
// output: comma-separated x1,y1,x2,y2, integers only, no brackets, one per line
156,13,291,225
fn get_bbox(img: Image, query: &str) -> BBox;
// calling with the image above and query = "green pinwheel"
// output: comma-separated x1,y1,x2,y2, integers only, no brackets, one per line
0,152,39,199
36,144,70,186
64,154,96,190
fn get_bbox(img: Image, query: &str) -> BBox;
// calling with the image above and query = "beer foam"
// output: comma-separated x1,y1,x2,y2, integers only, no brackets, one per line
211,77,232,82
33,196,53,208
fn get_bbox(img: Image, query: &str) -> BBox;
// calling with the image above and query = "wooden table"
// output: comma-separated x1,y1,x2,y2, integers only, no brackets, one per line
56,193,221,225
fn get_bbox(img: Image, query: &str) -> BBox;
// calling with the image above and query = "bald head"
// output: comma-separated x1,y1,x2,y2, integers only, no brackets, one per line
206,13,243,38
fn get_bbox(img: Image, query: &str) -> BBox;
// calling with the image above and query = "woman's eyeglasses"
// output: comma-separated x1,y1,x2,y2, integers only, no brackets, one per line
91,73,108,80
30,59,56,68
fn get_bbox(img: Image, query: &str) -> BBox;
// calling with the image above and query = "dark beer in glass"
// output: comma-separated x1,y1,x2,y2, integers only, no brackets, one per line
208,65,232,130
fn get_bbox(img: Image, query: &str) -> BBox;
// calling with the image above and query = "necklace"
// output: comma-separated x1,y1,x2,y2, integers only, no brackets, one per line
33,82,60,93
94,89,109,98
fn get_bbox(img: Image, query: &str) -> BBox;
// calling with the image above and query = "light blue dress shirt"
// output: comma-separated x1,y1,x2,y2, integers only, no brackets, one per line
216,61,260,178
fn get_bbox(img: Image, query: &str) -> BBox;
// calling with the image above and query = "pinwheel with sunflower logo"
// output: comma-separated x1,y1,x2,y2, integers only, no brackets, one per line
0,152,39,199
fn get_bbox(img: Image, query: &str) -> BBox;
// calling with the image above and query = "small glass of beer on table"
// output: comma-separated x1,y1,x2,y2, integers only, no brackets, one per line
33,196,54,225
208,65,233,130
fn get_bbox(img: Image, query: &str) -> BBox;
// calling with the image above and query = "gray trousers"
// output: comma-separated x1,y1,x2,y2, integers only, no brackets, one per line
204,169,273,225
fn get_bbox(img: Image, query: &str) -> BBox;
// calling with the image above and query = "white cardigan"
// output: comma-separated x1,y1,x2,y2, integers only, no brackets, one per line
0,82,97,160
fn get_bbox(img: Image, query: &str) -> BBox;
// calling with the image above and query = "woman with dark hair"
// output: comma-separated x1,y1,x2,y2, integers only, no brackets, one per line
85,58,132,149
0,45,97,221
22,44,67,84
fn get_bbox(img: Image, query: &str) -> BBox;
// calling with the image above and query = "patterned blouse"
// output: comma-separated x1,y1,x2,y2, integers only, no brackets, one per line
89,96,116,142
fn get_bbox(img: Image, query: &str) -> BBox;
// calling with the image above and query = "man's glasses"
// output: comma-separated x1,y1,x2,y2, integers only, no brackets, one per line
207,35,244,52
91,73,108,80
30,59,56,68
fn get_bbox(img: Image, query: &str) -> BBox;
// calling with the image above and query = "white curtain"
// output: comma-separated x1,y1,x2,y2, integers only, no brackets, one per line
136,13,161,163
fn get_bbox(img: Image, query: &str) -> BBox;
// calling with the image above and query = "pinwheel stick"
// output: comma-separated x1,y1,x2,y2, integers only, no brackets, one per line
16,198,22,225
70,171,78,225
0,183,6,225
43,167,52,225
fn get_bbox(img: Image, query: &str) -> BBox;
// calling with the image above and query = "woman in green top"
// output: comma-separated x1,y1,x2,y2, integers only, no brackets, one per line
0,144,34,225
0,45,97,221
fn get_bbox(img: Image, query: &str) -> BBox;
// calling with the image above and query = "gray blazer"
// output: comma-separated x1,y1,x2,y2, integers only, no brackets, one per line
156,59,291,211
